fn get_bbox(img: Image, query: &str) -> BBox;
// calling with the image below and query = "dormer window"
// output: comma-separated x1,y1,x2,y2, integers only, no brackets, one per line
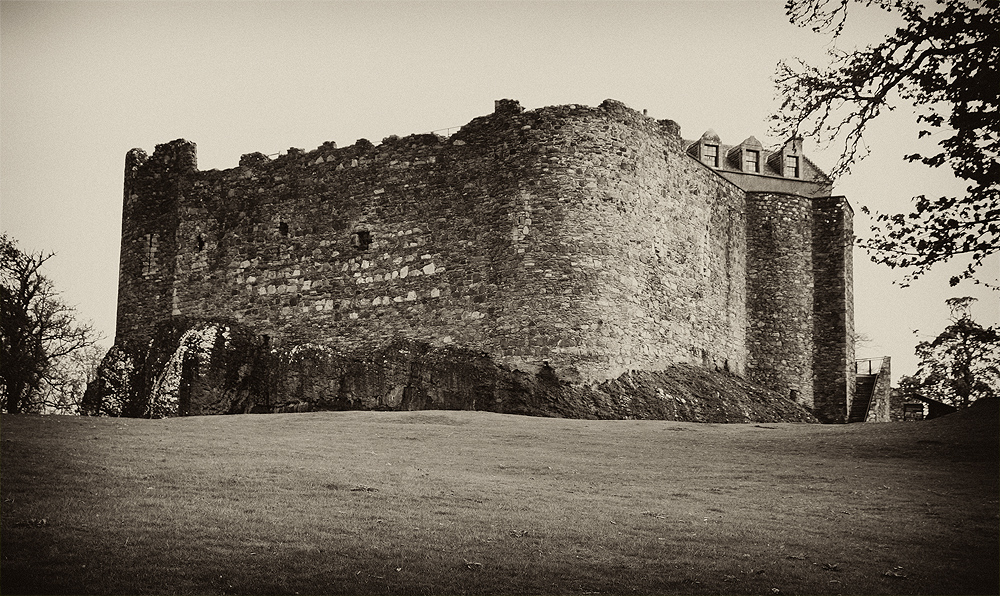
744,150,760,173
703,144,719,167
784,155,800,178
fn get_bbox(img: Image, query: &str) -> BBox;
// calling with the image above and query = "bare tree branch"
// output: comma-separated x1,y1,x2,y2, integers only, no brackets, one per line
1,233,103,413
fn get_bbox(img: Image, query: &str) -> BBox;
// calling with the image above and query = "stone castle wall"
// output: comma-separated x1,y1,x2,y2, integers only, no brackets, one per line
745,191,815,408
744,192,854,421
813,196,855,422
114,99,853,420
117,99,747,384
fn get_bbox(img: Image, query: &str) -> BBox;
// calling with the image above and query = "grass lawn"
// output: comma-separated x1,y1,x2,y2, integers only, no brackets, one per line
2,402,997,595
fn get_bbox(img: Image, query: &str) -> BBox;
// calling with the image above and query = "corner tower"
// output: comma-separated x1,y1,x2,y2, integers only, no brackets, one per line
115,139,197,345
687,131,855,422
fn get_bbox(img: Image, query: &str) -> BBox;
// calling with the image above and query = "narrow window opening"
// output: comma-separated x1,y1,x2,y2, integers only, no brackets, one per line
279,221,289,236
352,230,372,251
196,234,205,251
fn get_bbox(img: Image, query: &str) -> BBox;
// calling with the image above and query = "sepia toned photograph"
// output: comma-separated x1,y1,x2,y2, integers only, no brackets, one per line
2,1,997,594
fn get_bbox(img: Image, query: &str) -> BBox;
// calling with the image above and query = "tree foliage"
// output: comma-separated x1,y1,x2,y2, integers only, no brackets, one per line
1,233,101,414
773,0,999,285
910,297,999,408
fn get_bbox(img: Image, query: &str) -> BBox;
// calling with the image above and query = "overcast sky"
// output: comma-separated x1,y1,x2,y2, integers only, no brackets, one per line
2,0,996,382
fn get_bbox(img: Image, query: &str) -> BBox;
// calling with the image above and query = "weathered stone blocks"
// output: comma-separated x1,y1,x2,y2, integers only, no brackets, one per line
107,98,853,421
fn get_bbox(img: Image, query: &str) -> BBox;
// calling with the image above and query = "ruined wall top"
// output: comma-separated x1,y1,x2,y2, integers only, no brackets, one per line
125,98,835,206
127,99,689,180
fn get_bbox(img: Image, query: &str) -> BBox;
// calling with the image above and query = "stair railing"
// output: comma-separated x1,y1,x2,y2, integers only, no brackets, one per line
854,357,889,422
855,357,884,376
862,358,883,422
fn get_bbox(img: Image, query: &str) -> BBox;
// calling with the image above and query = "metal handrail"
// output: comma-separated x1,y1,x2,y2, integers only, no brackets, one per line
428,126,462,137
862,365,886,423
855,357,884,375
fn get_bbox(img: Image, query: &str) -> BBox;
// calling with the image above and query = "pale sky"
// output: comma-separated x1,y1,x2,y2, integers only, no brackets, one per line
1,0,996,382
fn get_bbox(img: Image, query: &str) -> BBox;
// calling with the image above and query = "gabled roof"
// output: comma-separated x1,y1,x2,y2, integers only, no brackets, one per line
699,129,722,143
684,130,833,194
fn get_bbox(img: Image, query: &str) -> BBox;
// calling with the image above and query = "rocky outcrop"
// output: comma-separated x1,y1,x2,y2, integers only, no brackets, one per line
83,319,816,423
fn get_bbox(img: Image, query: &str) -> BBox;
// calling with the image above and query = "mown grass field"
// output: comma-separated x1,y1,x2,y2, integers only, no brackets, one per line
2,401,997,595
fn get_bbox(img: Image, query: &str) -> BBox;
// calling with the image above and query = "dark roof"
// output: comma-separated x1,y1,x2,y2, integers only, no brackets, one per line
684,131,832,185
908,394,959,409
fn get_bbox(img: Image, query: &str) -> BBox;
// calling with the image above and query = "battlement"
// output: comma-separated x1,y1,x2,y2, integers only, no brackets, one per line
114,99,855,421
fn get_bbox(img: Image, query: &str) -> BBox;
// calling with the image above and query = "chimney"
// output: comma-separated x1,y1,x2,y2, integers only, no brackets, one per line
494,99,524,116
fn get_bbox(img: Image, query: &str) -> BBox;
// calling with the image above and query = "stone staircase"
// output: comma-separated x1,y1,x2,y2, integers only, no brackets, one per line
850,373,877,423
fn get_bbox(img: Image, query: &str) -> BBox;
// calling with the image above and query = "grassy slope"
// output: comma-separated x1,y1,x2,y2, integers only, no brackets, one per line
1,403,997,596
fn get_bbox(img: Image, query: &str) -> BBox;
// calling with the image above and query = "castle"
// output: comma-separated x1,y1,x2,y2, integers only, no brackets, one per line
113,99,855,422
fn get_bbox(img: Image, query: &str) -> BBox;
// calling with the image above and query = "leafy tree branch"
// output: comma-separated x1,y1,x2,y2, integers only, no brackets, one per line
773,0,999,285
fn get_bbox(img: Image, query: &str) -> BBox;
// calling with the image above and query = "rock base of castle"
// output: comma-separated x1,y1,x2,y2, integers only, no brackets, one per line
84,320,816,423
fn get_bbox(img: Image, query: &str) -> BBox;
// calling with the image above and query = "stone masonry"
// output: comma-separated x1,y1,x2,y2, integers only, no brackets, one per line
112,99,855,422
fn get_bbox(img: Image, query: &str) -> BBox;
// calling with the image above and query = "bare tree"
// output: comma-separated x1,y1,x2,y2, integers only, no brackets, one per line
1,233,101,414
853,331,874,353
35,342,106,414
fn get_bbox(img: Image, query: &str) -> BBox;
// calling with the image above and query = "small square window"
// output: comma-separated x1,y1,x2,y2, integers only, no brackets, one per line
352,230,372,251
744,150,760,173
784,155,800,178
703,144,719,167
